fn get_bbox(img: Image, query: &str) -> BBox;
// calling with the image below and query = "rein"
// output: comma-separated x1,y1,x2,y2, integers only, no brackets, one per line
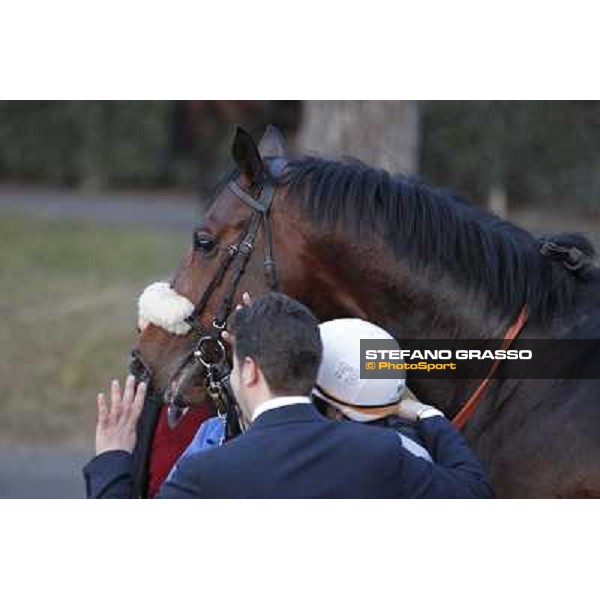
129,173,279,497
452,305,529,430
162,172,529,433
166,176,279,432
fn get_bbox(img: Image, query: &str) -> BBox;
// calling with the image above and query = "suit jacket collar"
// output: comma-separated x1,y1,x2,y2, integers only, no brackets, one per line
249,403,326,430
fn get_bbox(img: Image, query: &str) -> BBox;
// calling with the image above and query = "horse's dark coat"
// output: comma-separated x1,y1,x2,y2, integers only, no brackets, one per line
134,128,600,497
281,156,597,326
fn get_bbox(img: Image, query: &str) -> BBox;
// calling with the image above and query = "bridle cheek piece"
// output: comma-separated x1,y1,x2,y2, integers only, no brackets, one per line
167,177,279,434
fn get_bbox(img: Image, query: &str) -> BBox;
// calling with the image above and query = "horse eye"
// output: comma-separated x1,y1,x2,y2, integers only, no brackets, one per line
194,232,217,255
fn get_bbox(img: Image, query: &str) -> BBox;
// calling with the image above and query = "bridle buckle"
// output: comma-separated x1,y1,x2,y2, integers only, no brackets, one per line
171,175,280,439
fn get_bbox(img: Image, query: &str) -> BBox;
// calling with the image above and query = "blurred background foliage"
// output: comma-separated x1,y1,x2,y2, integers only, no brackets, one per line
0,101,171,188
421,100,600,213
0,100,301,193
1,101,599,214
1,100,598,489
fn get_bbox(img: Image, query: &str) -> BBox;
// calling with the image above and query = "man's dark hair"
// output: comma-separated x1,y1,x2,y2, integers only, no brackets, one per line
228,292,322,396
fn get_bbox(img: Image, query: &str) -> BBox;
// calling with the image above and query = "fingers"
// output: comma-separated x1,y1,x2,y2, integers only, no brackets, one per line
400,386,418,402
221,330,235,347
95,376,146,456
121,374,138,419
130,381,147,424
110,379,122,422
122,374,135,404
235,291,253,312
97,393,109,429
108,375,136,423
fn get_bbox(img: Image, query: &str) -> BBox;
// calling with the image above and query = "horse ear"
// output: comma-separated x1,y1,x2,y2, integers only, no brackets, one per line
232,126,265,184
258,124,287,158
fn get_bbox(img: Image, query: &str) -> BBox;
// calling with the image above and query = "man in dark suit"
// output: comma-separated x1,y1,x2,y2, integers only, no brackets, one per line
83,293,493,498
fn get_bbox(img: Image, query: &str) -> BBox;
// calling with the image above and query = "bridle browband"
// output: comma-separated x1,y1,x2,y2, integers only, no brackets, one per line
128,172,280,497
185,178,278,330
163,175,280,432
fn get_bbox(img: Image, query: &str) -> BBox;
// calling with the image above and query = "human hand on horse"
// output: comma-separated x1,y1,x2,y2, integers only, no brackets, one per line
221,291,253,346
397,386,443,422
95,374,146,456
238,291,252,310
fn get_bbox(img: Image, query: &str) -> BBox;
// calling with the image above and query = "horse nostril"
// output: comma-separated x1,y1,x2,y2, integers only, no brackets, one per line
129,351,152,383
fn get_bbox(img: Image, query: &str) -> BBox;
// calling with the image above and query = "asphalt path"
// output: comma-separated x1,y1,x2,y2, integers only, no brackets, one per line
0,444,94,499
0,185,202,230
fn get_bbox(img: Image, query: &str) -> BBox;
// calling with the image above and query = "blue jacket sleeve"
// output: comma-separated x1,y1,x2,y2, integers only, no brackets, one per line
82,449,209,498
82,437,217,499
396,416,494,498
82,451,134,499
165,417,225,482
157,453,211,498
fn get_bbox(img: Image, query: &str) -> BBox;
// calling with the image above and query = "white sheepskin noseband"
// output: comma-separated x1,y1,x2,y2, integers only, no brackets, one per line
138,281,195,335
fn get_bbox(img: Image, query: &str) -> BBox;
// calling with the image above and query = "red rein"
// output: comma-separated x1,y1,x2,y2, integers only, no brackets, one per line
452,306,529,430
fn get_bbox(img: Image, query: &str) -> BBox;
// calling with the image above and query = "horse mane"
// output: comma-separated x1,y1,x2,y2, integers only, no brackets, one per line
279,156,597,324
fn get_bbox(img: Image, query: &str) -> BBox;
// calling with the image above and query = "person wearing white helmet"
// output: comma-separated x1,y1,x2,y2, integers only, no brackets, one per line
312,318,432,462
86,292,492,498
165,315,435,478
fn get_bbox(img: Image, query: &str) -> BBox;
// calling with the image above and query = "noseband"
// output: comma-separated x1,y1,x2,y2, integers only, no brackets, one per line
129,174,280,496
134,176,279,434
173,177,279,431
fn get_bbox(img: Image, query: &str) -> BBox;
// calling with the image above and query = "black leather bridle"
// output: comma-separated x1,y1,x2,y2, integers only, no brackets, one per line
166,176,279,430
129,172,279,496
186,178,279,330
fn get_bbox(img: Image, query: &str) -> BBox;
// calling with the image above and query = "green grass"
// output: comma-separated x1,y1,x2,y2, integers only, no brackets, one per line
0,213,189,444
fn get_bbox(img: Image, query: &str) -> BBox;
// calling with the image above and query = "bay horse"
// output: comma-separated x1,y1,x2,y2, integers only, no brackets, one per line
131,126,600,498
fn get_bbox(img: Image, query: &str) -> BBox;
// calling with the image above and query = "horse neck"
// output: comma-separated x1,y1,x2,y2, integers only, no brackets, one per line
300,234,530,417
305,233,509,341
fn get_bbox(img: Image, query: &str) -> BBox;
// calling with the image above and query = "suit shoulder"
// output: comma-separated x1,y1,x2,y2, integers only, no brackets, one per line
334,420,402,454
337,419,399,439
171,443,223,479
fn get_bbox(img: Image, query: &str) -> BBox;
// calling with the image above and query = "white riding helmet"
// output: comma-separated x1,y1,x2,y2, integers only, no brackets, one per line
313,318,406,423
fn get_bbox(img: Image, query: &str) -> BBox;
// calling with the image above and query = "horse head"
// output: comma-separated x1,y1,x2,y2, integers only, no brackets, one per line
131,125,314,414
